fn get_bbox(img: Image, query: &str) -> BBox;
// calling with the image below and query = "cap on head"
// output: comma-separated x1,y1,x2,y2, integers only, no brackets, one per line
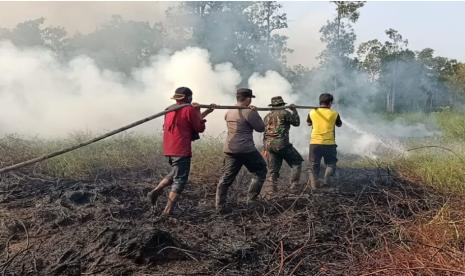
269,96,286,107
171,87,193,100
236,88,255,98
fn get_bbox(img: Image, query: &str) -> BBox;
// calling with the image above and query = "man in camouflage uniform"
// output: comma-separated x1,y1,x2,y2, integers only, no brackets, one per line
263,96,304,194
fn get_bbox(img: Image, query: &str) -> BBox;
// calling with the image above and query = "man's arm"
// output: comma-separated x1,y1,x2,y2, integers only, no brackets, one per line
336,114,342,127
201,104,216,118
284,104,299,127
188,106,206,133
247,110,265,132
306,113,312,126
288,112,300,127
263,113,270,126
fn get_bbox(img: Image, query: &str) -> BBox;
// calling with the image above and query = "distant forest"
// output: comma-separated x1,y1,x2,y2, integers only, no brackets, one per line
1,2,464,112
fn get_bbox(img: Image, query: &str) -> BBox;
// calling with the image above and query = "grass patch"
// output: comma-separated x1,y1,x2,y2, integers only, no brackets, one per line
396,145,465,195
0,132,225,180
191,135,224,180
434,111,465,140
382,110,465,140
383,112,434,125
376,110,465,194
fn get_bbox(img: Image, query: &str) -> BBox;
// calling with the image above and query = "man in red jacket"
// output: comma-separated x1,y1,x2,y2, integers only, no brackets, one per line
147,87,214,215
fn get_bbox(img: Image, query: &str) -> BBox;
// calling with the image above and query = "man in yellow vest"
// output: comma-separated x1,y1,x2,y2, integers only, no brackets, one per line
306,93,342,189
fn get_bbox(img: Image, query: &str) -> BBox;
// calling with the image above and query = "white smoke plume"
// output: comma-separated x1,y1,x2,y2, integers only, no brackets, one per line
0,42,295,140
0,41,436,158
0,42,240,136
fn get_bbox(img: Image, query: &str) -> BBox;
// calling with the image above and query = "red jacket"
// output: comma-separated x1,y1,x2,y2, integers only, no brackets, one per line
163,104,206,157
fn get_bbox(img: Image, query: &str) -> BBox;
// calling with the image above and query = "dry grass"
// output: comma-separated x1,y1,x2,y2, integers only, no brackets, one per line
397,143,465,195
1,129,464,275
354,200,465,275
0,132,226,180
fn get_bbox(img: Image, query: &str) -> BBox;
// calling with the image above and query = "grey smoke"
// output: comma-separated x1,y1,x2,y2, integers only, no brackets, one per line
0,39,441,158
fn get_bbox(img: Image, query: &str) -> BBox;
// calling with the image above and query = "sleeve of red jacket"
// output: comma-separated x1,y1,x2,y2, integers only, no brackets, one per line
188,106,206,133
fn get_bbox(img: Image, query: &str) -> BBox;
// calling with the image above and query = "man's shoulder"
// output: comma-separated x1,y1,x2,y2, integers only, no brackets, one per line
269,109,288,116
181,104,196,114
247,109,263,119
311,108,338,115
225,108,243,121
165,104,179,110
225,108,237,117
265,109,282,117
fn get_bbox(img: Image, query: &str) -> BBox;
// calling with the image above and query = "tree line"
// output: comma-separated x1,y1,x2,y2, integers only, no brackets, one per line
0,1,464,113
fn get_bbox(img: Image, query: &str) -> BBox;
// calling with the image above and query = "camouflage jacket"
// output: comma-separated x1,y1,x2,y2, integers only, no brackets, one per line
263,109,300,151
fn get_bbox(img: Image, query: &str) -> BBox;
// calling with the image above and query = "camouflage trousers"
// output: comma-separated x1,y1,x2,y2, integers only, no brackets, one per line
265,145,304,185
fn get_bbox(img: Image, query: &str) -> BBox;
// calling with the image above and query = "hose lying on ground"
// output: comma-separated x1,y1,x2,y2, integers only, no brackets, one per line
0,104,318,174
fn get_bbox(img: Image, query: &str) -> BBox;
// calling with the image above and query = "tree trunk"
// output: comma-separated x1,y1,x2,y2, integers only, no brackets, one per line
266,2,271,54
388,59,398,113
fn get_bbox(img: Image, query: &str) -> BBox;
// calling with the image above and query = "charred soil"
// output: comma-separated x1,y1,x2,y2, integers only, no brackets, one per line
0,165,464,275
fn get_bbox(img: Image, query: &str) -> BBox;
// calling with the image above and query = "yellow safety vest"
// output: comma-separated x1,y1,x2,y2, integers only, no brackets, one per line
309,108,339,145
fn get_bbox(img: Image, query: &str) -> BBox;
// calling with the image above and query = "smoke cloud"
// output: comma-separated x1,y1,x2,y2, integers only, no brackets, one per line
0,42,239,136
0,40,437,158
0,42,295,140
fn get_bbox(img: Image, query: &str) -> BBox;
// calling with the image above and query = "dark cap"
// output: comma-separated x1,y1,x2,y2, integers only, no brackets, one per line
236,88,255,98
171,87,193,100
269,96,286,106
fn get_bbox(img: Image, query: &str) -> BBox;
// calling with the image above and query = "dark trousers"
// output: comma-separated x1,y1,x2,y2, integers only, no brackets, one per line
309,144,337,176
267,145,303,182
216,150,267,205
165,156,191,193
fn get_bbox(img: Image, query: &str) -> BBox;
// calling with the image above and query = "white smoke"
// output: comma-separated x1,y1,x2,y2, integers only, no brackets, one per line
0,42,296,140
0,41,436,158
248,70,296,107
0,42,241,136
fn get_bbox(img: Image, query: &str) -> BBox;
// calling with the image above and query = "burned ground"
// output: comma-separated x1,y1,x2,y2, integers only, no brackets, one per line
0,163,464,275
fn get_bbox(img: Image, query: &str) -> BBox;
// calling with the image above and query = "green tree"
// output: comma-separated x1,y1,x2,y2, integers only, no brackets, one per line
320,1,365,62
358,29,460,112
0,18,68,58
245,1,292,64
446,63,465,103
67,15,164,74
382,28,410,113
165,1,291,80
317,1,365,99
356,39,384,81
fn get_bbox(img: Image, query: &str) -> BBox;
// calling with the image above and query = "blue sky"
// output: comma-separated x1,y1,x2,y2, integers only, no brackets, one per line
282,1,465,66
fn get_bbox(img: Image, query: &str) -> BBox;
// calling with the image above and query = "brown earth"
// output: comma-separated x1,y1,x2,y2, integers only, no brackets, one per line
0,163,464,275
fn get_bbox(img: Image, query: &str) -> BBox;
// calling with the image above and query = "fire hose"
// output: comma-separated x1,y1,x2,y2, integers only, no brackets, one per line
0,104,317,174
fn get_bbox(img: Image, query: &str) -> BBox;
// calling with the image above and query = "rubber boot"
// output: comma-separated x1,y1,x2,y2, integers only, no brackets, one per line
263,176,278,199
290,164,302,192
162,191,178,215
247,178,263,203
306,173,319,191
323,165,336,187
215,183,229,213
147,178,173,205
